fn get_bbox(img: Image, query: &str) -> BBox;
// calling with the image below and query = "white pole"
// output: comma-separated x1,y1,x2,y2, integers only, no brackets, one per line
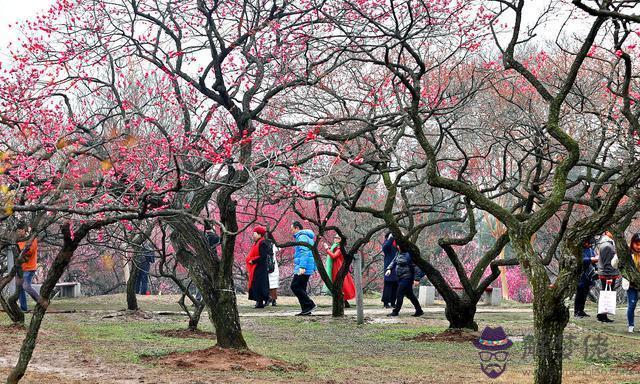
7,247,15,294
354,254,364,325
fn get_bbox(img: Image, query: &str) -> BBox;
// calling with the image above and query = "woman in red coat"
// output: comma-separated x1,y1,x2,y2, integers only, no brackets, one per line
246,226,271,308
324,234,356,306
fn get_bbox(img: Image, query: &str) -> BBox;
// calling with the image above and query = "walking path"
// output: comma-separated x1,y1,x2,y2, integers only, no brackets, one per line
239,306,533,317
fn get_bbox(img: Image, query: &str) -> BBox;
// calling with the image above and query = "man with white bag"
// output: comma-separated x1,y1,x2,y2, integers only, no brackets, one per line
596,231,621,323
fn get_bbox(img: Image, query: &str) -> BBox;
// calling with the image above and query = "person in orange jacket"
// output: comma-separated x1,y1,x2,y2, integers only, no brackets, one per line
15,221,47,312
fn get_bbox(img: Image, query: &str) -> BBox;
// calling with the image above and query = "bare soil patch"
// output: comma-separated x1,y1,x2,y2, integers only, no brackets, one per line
616,359,640,372
154,328,216,340
407,328,480,343
145,346,302,372
0,323,25,333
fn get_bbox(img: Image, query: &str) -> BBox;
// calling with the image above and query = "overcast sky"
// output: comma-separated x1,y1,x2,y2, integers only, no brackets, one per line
0,1,588,60
0,0,53,58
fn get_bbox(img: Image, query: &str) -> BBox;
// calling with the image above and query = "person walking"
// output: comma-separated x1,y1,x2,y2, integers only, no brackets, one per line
597,231,621,323
381,232,398,308
385,243,424,317
574,237,597,318
324,234,356,307
204,221,220,258
135,243,155,295
290,221,317,316
15,221,47,312
246,226,271,308
625,233,640,333
267,234,280,306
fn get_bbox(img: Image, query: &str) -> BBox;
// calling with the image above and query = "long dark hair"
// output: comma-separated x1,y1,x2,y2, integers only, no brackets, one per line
630,233,640,251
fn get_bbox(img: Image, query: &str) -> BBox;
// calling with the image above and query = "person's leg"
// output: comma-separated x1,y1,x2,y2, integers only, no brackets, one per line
392,279,410,314
299,274,315,310
22,271,45,308
141,265,150,294
134,271,142,294
382,281,392,306
390,281,398,307
290,275,305,310
627,287,638,327
405,282,423,314
574,284,588,315
15,274,27,311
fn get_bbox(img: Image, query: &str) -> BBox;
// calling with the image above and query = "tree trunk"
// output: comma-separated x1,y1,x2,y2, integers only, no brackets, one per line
0,269,24,324
532,293,568,384
331,284,345,317
204,273,246,349
126,260,139,311
7,241,78,383
444,296,479,331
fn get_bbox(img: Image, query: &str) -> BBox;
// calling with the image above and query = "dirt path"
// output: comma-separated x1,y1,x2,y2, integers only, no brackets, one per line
239,306,533,317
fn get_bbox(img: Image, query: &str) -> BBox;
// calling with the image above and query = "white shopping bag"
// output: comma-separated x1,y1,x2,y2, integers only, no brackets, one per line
598,283,617,315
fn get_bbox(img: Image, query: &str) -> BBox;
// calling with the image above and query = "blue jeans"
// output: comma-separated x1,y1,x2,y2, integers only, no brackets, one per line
135,268,149,294
628,287,638,327
17,271,40,311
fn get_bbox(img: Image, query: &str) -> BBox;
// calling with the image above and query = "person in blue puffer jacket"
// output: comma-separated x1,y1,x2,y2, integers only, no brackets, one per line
291,221,317,315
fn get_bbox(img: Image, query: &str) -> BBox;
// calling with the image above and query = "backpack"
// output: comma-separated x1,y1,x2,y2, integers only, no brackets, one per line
265,240,275,273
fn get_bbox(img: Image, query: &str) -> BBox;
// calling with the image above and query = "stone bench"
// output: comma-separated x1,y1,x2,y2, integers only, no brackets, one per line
32,282,82,298
418,285,501,306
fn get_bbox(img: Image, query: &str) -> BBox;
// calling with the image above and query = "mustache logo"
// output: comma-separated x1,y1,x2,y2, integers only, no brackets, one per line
480,363,507,379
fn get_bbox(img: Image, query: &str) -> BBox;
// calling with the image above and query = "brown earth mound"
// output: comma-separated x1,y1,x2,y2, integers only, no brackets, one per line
407,328,480,343
154,328,216,340
617,360,640,372
0,324,25,334
145,346,302,372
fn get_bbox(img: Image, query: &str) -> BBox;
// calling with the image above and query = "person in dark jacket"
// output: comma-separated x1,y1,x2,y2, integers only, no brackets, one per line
135,243,155,295
382,232,398,308
246,226,271,308
597,231,620,323
204,221,220,258
574,237,597,318
385,243,424,317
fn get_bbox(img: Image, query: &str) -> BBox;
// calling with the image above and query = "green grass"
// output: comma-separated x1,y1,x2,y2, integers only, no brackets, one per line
2,295,640,383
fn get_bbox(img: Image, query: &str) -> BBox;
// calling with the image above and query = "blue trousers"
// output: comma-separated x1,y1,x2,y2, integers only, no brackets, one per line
135,268,150,294
628,287,638,327
17,271,40,311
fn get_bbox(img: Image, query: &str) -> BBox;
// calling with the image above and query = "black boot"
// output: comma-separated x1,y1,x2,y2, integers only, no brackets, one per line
255,301,265,309
271,299,277,307
597,314,613,323
344,301,351,308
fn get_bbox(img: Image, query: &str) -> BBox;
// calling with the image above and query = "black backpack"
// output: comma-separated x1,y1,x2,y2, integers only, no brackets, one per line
265,240,276,273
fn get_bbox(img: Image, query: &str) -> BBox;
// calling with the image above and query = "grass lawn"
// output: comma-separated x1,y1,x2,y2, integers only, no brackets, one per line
0,294,639,383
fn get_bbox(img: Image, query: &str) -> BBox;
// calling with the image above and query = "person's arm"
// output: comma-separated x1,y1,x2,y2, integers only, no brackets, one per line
385,255,398,275
326,246,339,260
258,241,270,264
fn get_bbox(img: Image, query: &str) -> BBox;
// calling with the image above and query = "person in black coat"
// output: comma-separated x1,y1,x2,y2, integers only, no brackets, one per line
574,237,597,318
382,232,399,308
204,221,220,258
246,226,271,308
385,242,424,317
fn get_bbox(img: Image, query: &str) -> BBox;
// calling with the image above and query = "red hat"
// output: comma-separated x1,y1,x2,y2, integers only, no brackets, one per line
254,226,267,236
